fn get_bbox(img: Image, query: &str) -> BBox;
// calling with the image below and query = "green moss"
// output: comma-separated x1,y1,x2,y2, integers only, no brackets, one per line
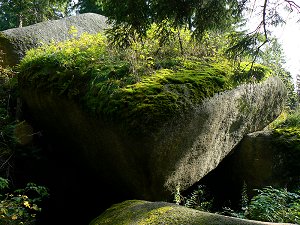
90,200,275,225
272,127,300,151
272,127,300,177
139,206,173,224
272,109,300,149
83,66,229,132
230,62,272,86
90,200,145,225
18,33,273,133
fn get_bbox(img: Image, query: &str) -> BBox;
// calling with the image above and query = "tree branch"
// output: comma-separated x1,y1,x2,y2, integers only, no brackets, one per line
284,0,300,13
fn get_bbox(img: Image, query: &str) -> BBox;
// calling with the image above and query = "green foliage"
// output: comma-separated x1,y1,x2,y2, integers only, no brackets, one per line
18,28,273,133
0,0,70,31
269,109,300,181
0,64,48,225
173,184,182,205
102,0,244,44
272,126,300,161
76,0,104,14
0,177,49,225
230,62,272,86
0,66,18,177
240,181,249,210
183,185,213,212
258,38,298,110
173,184,213,213
176,183,300,224
271,108,300,150
246,186,300,224
274,108,300,128
0,177,9,190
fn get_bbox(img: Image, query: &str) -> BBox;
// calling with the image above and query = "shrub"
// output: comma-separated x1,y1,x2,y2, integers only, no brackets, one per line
0,177,49,225
174,184,213,212
246,186,300,224
183,185,213,212
275,107,300,128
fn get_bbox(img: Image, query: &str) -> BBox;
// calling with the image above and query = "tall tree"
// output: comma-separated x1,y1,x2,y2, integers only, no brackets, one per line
0,0,70,31
102,0,245,40
75,0,104,14
94,0,300,54
229,0,300,59
259,38,298,109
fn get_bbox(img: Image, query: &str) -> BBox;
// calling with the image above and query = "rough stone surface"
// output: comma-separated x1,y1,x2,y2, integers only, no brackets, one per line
89,200,295,225
196,128,300,208
20,76,287,200
230,129,300,192
230,130,288,191
0,13,108,66
161,77,286,193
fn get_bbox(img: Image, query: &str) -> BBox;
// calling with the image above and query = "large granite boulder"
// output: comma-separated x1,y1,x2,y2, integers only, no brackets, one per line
89,200,295,225
0,13,107,67
231,129,300,192
194,128,300,208
19,76,286,200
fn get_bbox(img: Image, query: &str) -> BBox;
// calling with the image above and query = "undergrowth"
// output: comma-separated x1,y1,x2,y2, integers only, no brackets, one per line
0,177,49,225
0,66,48,225
176,184,300,224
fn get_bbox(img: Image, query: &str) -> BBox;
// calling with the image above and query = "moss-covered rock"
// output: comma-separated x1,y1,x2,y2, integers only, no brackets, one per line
19,75,286,201
209,127,300,203
17,28,287,202
0,13,107,66
89,200,295,225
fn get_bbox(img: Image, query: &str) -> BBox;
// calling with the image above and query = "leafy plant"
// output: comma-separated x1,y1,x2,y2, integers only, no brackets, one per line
245,186,300,224
0,177,49,225
174,184,213,212
183,185,213,212
0,65,49,225
275,108,300,128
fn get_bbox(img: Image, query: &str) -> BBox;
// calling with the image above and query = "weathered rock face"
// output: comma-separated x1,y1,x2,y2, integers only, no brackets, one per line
89,200,295,225
233,130,300,191
20,76,287,201
0,13,107,66
230,131,291,190
194,129,300,208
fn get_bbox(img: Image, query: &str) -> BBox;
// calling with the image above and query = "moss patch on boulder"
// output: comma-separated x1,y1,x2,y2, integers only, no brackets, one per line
17,28,286,201
90,200,295,225
18,32,272,133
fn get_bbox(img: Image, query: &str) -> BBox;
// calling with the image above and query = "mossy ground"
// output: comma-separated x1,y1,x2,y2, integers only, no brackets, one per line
18,33,272,133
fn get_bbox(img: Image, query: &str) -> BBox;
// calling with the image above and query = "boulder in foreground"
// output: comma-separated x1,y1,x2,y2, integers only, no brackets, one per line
89,200,295,225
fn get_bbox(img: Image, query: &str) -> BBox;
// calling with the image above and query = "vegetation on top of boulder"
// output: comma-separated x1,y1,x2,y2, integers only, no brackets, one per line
18,27,273,132
272,108,300,149
268,109,300,185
